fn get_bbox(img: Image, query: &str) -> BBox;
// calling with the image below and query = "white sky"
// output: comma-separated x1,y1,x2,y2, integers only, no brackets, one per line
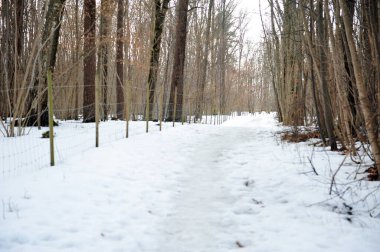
236,0,270,43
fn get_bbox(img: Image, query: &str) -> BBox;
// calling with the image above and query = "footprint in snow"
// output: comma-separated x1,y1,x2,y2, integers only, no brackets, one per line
233,207,258,215
236,241,244,248
244,180,255,187
235,239,252,248
252,198,263,205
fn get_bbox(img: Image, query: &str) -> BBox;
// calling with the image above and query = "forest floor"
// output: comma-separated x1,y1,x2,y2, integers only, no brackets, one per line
1,113,380,252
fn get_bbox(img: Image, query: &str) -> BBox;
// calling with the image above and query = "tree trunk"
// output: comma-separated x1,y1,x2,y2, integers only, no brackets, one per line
15,0,24,59
167,0,190,121
36,0,66,126
336,0,358,135
146,0,170,120
269,0,283,122
309,0,327,143
317,0,337,150
74,0,80,120
99,0,113,121
195,0,214,120
116,0,125,119
83,0,96,123
219,0,227,114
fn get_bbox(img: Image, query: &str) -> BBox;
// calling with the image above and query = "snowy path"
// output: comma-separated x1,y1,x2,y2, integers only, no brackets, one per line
156,126,256,252
1,114,379,252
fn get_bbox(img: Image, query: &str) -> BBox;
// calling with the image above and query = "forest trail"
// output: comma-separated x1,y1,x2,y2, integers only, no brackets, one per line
1,114,379,252
156,117,269,252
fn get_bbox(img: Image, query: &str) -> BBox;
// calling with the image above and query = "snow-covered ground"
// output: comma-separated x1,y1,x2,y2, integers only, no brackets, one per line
1,118,178,177
1,113,379,252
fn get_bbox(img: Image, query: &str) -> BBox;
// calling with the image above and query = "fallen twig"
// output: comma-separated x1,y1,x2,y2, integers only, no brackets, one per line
329,155,348,195
307,156,319,175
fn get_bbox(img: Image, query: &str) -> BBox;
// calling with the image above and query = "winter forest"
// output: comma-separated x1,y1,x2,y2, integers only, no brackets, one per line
1,0,380,251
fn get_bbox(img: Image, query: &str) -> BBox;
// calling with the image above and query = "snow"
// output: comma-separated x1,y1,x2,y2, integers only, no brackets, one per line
1,119,175,177
1,113,379,252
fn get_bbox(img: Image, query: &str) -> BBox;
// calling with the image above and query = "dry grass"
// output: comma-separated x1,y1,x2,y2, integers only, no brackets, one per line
281,128,320,143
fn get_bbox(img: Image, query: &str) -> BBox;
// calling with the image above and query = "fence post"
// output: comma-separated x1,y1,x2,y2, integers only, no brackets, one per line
47,70,55,166
214,111,216,125
95,72,100,147
173,86,177,127
205,108,208,124
145,81,150,133
159,82,164,131
188,101,192,124
181,96,185,125
125,79,130,138
126,71,132,138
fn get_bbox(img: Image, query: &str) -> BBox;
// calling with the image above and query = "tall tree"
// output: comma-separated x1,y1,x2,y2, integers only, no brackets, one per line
268,0,283,122
35,0,66,126
99,0,113,120
167,0,190,121
218,0,227,114
146,0,171,120
116,0,125,119
316,0,337,150
74,0,80,120
195,0,214,120
299,0,327,144
83,0,96,123
1,0,24,121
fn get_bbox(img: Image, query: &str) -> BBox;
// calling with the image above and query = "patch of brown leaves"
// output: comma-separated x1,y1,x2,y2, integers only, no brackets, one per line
281,131,320,143
365,167,379,181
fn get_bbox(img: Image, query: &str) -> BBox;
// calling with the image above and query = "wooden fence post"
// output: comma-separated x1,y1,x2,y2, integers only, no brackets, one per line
47,70,55,166
95,72,100,147
159,82,164,131
173,86,177,127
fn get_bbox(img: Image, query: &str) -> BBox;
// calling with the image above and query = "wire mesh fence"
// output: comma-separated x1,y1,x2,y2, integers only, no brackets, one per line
1,83,233,179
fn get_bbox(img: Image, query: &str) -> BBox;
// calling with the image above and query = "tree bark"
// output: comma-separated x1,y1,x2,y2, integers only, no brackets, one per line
300,0,328,144
219,0,227,114
335,0,358,135
167,0,189,121
269,0,284,122
195,0,214,120
116,0,125,119
36,0,66,126
83,0,96,123
316,0,337,150
146,0,170,120
99,0,113,121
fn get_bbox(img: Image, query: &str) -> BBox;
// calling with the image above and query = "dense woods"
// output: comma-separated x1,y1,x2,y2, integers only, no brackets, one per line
0,0,268,133
263,0,380,177
1,0,379,177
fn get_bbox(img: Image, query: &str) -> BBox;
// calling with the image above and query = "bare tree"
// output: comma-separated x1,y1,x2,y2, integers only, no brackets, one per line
146,0,171,120
195,0,214,120
34,0,67,127
99,0,114,120
116,0,125,119
83,0,96,123
316,0,337,150
167,0,190,121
